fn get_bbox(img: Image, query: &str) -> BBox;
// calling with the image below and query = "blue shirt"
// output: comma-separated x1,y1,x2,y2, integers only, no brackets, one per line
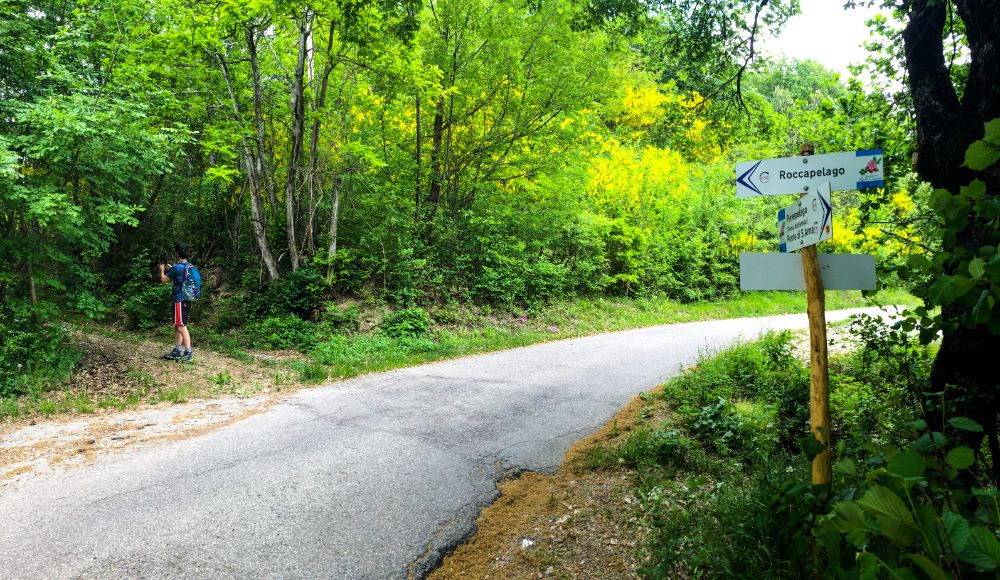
166,261,189,303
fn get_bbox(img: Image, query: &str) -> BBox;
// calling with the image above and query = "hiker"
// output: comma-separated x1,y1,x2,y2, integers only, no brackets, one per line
158,242,200,362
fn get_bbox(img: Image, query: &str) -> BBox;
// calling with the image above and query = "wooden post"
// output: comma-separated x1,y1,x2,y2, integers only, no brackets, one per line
799,143,832,486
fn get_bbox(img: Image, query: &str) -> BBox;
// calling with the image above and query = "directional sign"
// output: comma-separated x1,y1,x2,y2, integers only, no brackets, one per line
739,253,876,291
778,182,833,252
736,149,884,198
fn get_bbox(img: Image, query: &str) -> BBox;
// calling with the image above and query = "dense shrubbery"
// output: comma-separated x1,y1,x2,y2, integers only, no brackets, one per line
0,312,77,398
257,315,320,351
118,252,172,330
380,308,432,338
607,322,998,578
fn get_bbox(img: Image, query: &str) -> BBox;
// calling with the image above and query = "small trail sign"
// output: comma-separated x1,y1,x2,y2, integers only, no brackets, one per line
778,182,833,253
736,149,884,198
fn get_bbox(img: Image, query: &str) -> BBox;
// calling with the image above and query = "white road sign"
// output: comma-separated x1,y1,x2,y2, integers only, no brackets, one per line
736,149,884,198
778,182,833,252
739,253,876,291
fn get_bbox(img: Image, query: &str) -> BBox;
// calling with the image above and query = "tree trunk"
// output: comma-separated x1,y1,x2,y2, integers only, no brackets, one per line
217,50,280,281
284,10,311,271
428,96,445,207
305,18,337,260
904,0,1000,452
326,175,341,282
415,93,422,213
246,26,280,225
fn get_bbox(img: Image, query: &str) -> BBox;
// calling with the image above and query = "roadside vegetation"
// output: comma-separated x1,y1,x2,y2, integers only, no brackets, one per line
2,289,908,422
440,321,999,578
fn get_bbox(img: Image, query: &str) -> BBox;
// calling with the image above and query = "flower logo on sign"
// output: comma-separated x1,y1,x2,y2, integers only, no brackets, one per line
859,156,882,182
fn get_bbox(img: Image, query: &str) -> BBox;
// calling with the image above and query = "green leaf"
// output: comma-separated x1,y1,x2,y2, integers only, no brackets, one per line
835,500,866,524
949,417,985,432
941,510,971,553
971,290,994,325
887,449,925,480
946,447,975,470
906,254,932,271
926,276,958,306
985,118,1000,142
835,457,857,477
858,551,879,580
907,554,948,580
858,486,914,525
961,179,987,199
915,505,943,558
876,514,916,546
958,526,1000,570
963,141,1000,171
969,258,986,279
929,188,952,213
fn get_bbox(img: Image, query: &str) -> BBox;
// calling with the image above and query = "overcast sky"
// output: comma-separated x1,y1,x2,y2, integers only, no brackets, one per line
761,0,891,78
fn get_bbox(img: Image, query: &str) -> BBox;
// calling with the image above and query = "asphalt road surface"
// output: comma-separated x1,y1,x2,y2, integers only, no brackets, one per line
0,308,887,579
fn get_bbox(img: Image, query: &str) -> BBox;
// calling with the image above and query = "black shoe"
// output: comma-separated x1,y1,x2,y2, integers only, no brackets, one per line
177,351,193,363
163,349,182,361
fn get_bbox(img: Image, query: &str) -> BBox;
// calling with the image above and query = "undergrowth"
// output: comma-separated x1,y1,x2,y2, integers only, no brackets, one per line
591,321,998,578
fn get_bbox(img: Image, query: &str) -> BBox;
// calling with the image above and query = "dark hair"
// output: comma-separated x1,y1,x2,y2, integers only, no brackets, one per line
175,242,190,259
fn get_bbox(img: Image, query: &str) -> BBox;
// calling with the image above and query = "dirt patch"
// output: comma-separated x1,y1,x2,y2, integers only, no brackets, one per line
0,330,304,485
0,395,273,486
431,396,654,579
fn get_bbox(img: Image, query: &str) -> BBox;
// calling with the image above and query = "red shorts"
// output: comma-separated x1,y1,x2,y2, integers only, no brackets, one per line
172,301,191,327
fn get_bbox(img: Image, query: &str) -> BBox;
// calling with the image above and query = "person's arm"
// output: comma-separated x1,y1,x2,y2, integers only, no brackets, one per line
159,264,170,284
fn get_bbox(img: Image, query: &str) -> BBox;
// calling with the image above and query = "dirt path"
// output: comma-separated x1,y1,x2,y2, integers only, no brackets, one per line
431,396,654,579
1,331,300,485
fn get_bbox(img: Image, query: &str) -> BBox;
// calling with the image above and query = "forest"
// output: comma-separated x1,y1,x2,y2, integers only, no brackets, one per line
2,0,999,576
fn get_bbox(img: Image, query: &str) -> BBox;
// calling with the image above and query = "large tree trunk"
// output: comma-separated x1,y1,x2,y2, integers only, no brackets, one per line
903,0,1000,460
284,10,311,271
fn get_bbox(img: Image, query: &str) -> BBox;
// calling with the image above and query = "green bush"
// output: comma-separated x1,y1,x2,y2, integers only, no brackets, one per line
617,422,691,468
381,307,432,338
268,268,329,317
255,314,319,351
639,453,809,579
816,417,1000,578
117,252,172,329
0,312,78,396
310,334,441,376
321,303,361,334
664,331,809,454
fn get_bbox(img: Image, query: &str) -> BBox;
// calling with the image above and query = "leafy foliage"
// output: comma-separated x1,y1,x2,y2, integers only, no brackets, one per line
380,307,432,338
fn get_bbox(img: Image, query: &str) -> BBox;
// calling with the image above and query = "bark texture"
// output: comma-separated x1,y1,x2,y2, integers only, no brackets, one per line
903,0,1000,454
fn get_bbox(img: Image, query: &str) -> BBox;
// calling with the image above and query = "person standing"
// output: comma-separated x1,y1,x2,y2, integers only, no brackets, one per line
159,243,195,362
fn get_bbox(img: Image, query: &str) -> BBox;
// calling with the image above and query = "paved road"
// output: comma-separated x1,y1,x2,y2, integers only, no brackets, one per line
0,308,886,579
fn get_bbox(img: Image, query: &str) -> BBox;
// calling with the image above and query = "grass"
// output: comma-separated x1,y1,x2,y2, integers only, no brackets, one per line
211,370,233,386
3,289,915,424
151,385,191,404
305,288,913,381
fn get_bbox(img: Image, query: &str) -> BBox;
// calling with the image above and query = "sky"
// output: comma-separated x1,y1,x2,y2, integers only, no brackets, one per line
761,0,891,79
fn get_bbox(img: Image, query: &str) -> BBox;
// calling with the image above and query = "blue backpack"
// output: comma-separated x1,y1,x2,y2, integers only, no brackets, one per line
180,263,202,301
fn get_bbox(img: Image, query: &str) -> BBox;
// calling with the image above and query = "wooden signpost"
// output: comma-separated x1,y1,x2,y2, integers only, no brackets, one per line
735,143,881,486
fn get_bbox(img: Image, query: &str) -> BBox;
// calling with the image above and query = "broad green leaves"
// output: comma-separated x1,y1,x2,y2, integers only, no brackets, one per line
962,119,1000,171
820,417,999,577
